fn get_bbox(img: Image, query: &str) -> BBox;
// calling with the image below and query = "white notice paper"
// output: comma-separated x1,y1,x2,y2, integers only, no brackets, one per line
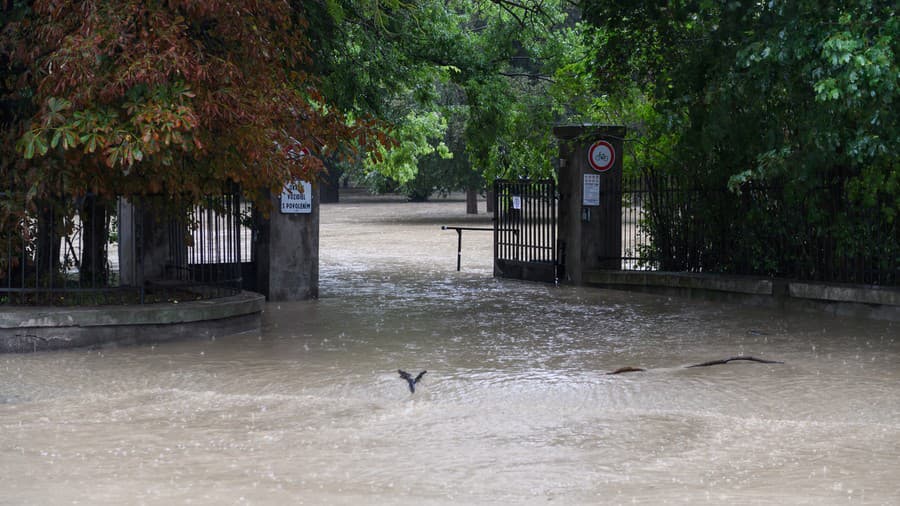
583,173,600,206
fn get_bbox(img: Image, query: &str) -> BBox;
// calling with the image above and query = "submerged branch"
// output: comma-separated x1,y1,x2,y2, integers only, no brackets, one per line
606,366,646,375
685,356,784,368
606,356,784,375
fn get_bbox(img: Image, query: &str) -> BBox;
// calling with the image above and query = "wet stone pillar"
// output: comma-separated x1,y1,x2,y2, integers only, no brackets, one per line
553,124,626,284
254,181,319,301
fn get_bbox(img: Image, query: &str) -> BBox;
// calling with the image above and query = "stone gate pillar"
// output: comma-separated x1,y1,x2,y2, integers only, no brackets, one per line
254,181,319,300
553,124,626,284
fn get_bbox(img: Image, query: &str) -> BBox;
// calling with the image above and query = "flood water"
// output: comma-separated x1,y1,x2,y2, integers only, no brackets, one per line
2,192,898,505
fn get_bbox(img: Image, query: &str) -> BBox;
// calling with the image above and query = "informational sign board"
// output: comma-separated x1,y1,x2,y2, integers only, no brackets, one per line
280,180,312,214
511,195,522,210
588,140,615,172
583,173,600,206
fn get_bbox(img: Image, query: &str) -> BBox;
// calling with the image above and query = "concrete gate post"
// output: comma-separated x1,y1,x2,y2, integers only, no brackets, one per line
553,124,626,284
254,182,319,301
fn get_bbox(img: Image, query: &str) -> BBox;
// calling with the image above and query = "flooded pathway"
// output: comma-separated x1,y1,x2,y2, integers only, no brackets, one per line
1,193,898,505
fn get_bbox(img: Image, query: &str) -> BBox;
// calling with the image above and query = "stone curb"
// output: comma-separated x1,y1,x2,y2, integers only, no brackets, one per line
0,291,264,353
788,282,900,306
584,270,773,295
0,291,265,329
582,270,900,322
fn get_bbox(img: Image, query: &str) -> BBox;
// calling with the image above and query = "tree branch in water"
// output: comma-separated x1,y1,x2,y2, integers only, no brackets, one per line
606,356,783,375
685,356,784,368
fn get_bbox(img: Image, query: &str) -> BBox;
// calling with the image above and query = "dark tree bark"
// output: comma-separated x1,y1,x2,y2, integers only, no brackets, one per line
79,196,109,287
319,164,342,204
35,199,62,289
466,187,478,215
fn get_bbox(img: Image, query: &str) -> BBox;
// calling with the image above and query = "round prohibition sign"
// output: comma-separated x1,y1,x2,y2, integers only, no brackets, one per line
588,140,615,172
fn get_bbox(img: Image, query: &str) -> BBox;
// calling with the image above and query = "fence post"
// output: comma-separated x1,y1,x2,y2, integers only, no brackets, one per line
254,182,319,301
553,124,626,284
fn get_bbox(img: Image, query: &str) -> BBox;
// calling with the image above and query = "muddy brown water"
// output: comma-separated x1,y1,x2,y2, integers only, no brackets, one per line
1,193,898,505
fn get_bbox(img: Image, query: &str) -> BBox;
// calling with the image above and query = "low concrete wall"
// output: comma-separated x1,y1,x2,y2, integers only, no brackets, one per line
584,270,900,322
0,291,264,353
585,271,774,295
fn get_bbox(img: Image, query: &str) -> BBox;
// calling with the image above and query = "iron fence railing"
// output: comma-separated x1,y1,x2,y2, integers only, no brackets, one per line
1,186,254,305
493,179,559,283
618,169,899,286
1,192,114,305
494,179,557,265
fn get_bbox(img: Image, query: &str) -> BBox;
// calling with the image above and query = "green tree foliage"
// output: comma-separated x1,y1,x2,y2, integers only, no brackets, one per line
580,0,898,279
581,0,897,194
301,0,464,199
316,0,583,199
452,0,574,181
364,110,452,184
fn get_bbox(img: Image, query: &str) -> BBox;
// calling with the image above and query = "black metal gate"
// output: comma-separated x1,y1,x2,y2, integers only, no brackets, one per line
493,179,558,283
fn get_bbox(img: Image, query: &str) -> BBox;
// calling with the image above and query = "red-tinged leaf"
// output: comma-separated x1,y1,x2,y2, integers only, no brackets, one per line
64,130,77,149
34,135,49,156
19,131,37,159
105,147,120,168
81,133,99,153
50,129,62,149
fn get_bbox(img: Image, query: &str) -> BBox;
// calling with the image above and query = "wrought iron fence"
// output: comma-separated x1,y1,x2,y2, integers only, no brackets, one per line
157,191,253,292
1,185,254,305
493,179,558,283
618,169,899,286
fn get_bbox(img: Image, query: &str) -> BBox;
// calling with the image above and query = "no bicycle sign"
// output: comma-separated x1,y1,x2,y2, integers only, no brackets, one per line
588,140,615,172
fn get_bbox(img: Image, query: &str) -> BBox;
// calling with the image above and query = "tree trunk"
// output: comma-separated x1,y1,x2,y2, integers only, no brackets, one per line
35,199,62,289
486,189,495,214
79,196,109,287
319,165,342,203
466,187,478,215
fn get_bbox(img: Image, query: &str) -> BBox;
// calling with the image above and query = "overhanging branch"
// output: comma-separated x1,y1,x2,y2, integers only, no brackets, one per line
499,71,554,83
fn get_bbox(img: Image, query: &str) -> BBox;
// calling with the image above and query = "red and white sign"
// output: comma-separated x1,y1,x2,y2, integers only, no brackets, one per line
588,140,615,172
289,146,310,161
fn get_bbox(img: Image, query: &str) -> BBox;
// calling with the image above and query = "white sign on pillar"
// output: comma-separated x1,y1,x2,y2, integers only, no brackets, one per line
583,173,600,206
280,180,313,214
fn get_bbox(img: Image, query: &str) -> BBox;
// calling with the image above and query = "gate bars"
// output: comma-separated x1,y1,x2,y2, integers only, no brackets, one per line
493,179,558,283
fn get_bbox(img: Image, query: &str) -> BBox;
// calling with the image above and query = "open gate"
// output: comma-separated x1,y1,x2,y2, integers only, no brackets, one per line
493,179,559,283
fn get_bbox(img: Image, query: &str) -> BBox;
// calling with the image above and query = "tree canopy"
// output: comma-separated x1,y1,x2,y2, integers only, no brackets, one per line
3,0,897,218
577,0,898,276
579,0,898,202
305,0,583,199
1,0,384,208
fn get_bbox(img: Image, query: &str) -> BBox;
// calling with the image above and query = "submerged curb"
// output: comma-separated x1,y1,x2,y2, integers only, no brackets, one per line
584,270,900,322
0,291,264,353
